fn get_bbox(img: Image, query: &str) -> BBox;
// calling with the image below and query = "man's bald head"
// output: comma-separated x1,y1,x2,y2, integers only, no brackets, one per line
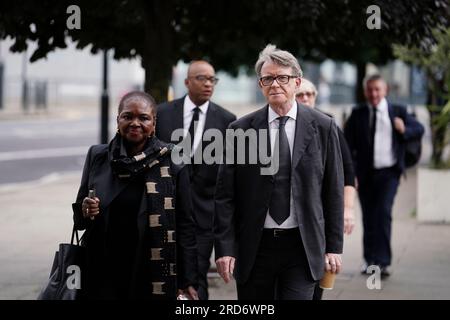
185,60,218,106
187,60,215,77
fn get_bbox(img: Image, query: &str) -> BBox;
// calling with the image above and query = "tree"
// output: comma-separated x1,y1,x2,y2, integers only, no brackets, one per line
1,0,448,102
394,28,450,168
180,0,449,102
0,0,178,101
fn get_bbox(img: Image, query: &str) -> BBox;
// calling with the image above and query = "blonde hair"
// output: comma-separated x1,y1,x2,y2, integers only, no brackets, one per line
296,78,317,96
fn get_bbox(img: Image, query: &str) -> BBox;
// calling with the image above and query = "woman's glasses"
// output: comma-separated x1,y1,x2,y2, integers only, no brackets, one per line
296,91,315,98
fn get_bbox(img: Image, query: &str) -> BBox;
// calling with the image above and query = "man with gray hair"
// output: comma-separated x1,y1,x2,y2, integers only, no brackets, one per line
214,44,344,299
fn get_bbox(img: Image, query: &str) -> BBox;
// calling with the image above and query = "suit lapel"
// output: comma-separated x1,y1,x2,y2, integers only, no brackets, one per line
387,102,400,152
292,104,315,168
93,159,129,209
250,105,270,158
203,102,217,133
361,104,370,144
174,97,185,129
387,102,395,124
251,105,269,130
170,97,185,143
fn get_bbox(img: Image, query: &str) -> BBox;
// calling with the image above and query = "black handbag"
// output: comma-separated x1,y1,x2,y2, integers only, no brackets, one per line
403,109,424,168
37,227,86,300
405,136,422,168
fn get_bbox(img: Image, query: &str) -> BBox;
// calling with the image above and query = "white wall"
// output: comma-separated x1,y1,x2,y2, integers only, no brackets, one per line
0,38,144,109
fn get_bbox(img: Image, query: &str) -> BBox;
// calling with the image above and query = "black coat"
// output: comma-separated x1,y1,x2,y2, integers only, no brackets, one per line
156,97,236,231
214,104,344,283
344,102,425,185
72,144,197,299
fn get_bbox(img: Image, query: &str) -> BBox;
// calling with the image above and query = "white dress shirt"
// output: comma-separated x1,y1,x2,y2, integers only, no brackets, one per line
264,101,299,229
372,98,396,169
183,95,209,155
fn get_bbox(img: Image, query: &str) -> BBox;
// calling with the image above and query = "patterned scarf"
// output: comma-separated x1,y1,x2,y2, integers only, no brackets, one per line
108,134,179,299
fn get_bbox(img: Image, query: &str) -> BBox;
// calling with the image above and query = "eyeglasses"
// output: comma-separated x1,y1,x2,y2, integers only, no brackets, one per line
191,75,219,85
259,75,298,86
296,91,315,98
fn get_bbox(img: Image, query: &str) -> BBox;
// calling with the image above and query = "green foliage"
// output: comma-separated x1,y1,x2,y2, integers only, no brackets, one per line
394,28,450,168
1,0,449,102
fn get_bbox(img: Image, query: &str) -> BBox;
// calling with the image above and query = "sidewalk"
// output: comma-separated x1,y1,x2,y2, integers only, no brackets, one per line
0,103,100,122
1,167,449,300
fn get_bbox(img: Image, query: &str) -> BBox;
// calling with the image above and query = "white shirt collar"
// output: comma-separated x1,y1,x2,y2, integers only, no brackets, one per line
268,100,297,124
371,98,388,113
184,95,209,114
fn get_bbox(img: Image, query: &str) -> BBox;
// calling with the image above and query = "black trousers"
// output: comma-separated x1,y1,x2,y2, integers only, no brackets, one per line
313,284,323,300
359,167,400,267
237,228,316,300
196,228,214,300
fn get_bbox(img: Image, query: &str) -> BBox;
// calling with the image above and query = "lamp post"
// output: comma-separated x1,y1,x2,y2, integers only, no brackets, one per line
22,50,29,112
0,40,4,110
100,49,109,144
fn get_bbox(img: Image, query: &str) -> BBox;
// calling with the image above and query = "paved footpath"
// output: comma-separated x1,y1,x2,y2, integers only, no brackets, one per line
1,167,450,300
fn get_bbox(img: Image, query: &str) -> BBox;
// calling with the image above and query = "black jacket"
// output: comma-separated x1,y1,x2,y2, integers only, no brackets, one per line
156,97,236,230
344,102,424,185
72,143,197,298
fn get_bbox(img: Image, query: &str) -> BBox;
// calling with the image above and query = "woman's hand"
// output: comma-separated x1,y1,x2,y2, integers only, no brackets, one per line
177,286,199,300
216,256,235,283
82,197,100,220
344,207,355,235
343,186,356,235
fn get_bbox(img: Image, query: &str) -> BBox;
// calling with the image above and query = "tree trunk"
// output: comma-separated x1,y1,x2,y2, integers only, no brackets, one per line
142,58,173,104
355,61,366,104
140,0,176,103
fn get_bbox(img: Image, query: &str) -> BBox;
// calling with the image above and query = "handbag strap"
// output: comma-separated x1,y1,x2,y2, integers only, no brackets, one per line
71,225,80,245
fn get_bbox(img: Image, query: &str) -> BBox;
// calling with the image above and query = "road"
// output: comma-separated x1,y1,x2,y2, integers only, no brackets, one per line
0,103,258,187
0,116,117,186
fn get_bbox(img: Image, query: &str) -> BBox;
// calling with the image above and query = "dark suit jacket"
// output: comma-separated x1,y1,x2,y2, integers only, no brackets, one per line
319,110,355,187
72,144,197,296
156,97,236,231
214,104,344,283
344,102,425,185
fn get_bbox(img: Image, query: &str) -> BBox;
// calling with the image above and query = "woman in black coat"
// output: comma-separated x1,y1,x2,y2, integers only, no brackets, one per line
296,79,356,300
72,91,198,300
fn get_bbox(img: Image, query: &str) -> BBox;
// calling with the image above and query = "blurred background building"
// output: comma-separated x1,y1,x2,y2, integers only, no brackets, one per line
0,38,428,115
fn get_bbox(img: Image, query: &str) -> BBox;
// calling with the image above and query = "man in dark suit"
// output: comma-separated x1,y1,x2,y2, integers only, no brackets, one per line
214,44,344,300
344,74,424,277
156,61,236,300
